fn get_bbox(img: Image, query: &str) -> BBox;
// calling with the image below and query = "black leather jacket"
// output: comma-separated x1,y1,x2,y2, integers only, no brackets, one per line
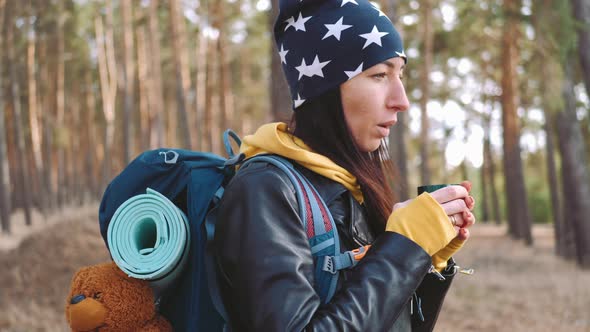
214,159,457,331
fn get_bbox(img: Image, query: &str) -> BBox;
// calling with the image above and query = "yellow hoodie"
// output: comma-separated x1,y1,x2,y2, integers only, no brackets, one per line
240,122,364,204
240,122,463,270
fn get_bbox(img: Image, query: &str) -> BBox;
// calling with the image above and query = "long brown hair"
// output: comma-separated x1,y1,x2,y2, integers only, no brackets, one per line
290,88,396,235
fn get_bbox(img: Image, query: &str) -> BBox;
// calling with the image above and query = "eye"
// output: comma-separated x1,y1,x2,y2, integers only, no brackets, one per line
93,292,103,300
372,72,387,80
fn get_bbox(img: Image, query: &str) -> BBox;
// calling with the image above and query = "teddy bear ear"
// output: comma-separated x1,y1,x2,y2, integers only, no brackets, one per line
107,261,133,279
70,265,92,287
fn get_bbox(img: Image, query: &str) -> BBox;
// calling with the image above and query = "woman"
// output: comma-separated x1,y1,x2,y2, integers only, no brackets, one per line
214,0,476,330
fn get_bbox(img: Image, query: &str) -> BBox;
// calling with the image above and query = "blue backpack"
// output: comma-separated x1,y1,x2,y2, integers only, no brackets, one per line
98,131,367,331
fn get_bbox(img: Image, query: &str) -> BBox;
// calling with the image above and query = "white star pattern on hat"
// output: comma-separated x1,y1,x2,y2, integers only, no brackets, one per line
344,62,363,79
279,44,289,64
295,55,331,80
323,17,353,41
341,0,358,6
359,25,389,49
395,50,406,59
292,12,312,31
294,94,306,108
284,17,295,31
307,55,331,78
284,13,312,32
275,0,406,109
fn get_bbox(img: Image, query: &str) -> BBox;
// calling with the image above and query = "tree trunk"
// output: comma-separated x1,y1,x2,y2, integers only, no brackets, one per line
483,121,500,225
95,2,117,188
211,54,221,154
39,36,55,210
270,0,292,121
0,0,11,233
419,0,433,185
441,127,452,184
195,27,208,150
533,0,564,254
136,24,150,152
55,0,66,208
215,0,235,136
204,36,215,152
238,41,254,136
480,133,490,223
166,91,177,148
148,0,164,149
501,0,533,245
485,127,502,226
168,0,192,149
478,104,491,223
544,111,563,256
6,10,33,226
571,0,590,97
26,11,44,212
84,70,98,200
383,0,409,202
69,85,83,205
121,0,135,163
557,60,590,268
390,113,409,201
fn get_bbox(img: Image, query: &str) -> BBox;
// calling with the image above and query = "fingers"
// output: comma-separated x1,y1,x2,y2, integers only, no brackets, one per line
449,210,476,228
451,219,472,240
429,185,469,204
462,210,476,227
458,227,470,240
459,180,475,210
440,199,468,216
465,196,475,211
460,180,472,192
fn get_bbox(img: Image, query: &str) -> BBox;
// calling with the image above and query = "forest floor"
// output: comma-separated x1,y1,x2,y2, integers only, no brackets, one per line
0,208,589,332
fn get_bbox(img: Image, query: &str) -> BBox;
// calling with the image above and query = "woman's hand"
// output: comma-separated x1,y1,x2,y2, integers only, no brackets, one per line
393,181,476,239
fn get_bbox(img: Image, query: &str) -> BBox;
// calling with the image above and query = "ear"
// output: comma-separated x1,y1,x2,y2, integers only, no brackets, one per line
106,261,129,279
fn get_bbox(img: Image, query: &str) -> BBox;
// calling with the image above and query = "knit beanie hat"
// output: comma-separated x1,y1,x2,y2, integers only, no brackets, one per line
274,0,406,109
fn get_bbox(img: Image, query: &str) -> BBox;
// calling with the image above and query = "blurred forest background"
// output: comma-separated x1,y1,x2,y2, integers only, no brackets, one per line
0,0,590,330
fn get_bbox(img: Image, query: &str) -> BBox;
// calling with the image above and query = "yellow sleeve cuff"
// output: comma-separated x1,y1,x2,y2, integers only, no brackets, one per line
432,237,465,271
385,193,457,256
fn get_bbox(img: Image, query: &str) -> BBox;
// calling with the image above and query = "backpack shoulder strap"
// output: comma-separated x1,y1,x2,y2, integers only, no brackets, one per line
242,155,342,303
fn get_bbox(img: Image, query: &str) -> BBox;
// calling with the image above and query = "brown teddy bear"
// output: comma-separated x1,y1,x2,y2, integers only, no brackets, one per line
65,262,172,332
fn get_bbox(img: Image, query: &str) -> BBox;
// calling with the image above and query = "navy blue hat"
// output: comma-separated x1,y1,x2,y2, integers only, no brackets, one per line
274,0,406,109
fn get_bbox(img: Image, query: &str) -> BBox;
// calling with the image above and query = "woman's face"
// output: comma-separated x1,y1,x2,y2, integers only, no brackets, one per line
340,56,409,152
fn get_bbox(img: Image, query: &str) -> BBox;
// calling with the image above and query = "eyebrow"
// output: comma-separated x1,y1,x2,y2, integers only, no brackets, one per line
381,60,405,70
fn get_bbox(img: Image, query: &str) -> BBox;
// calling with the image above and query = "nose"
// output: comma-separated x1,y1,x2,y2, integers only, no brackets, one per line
386,79,410,112
70,294,86,304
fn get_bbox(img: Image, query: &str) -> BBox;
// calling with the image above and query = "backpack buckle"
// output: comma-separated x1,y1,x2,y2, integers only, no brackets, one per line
322,256,337,274
322,245,372,275
351,245,371,261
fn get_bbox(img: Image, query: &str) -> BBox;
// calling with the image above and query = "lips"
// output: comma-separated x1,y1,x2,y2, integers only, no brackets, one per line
377,120,397,137
378,120,397,128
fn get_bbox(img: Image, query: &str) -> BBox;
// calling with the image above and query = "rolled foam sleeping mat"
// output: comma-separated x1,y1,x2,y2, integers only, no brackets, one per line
107,187,190,296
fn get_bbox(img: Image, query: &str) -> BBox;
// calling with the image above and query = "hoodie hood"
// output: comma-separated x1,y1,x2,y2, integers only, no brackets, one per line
240,122,363,204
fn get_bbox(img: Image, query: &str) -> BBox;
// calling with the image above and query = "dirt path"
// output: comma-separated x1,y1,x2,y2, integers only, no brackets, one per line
437,225,590,332
0,206,108,332
0,213,588,331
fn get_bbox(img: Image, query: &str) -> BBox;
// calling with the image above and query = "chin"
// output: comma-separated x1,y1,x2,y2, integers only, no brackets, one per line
360,141,382,153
